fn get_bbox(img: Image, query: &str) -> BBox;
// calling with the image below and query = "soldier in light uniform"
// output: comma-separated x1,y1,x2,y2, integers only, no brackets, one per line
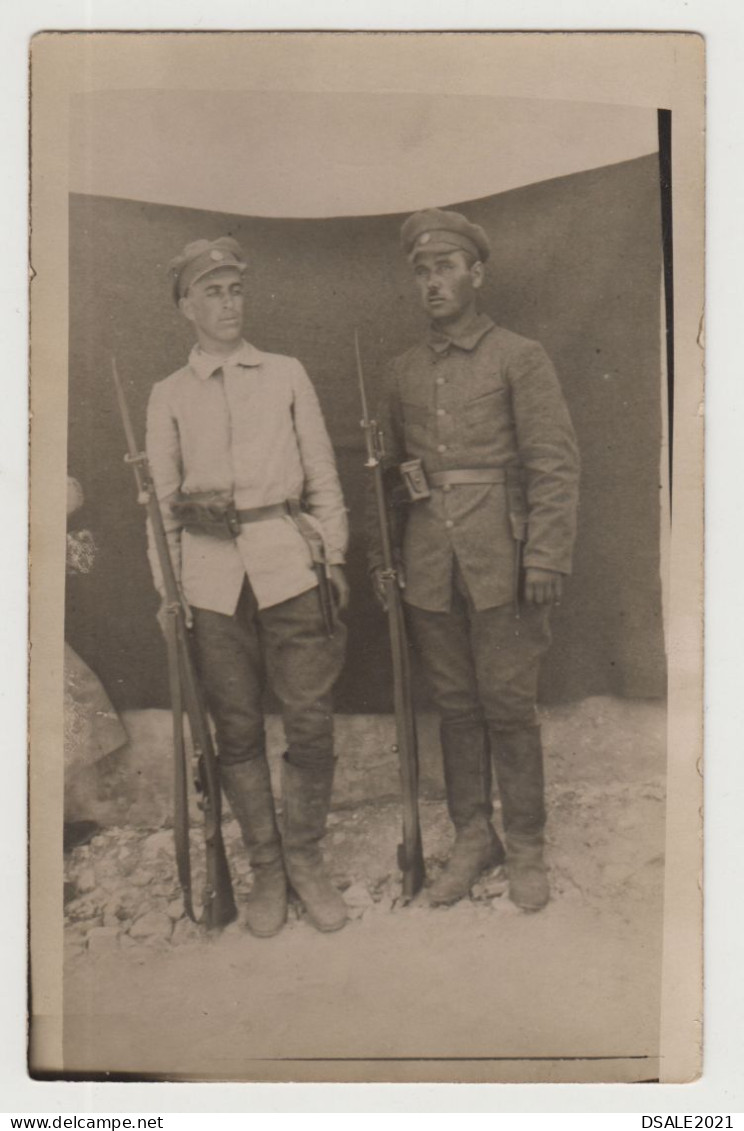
146,237,350,936
369,209,580,911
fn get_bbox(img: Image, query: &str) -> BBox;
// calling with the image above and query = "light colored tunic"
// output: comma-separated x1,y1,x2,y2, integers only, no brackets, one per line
146,339,348,614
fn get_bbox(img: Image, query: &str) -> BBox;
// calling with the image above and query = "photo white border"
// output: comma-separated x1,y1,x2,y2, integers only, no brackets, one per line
5,0,742,1115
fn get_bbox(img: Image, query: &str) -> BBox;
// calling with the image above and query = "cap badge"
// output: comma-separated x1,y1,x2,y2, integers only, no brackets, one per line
209,249,224,261
418,232,431,246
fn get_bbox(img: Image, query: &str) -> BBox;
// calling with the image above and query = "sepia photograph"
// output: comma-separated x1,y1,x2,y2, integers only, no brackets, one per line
28,31,704,1086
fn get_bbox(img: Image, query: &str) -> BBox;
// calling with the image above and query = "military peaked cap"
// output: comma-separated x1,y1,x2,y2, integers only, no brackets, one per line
169,236,247,303
400,208,491,263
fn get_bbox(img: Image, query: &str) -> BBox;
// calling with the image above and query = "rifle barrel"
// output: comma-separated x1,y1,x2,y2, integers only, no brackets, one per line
111,358,141,460
354,333,396,573
355,332,425,900
355,329,371,427
111,356,237,930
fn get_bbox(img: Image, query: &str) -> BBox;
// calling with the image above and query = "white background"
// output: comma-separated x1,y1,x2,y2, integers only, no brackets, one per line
70,90,657,216
6,0,743,1118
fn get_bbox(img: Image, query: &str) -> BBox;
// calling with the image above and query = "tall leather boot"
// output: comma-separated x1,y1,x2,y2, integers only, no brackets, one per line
429,717,506,906
491,724,549,911
221,758,288,937
281,756,348,933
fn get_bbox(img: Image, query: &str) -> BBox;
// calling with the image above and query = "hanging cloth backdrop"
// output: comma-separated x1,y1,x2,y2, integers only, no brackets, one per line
66,153,666,713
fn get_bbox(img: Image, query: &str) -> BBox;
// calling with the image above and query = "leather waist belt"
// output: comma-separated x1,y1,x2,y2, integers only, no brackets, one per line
429,469,507,487
234,502,291,524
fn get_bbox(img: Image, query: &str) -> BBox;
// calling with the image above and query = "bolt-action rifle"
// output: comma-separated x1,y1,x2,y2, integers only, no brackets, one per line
112,358,237,930
355,332,425,901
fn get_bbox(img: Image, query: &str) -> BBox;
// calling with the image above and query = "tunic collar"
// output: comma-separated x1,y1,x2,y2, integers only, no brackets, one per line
428,311,495,354
189,338,263,380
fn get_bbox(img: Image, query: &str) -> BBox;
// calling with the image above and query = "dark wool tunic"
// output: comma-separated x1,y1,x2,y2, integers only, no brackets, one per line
371,313,580,612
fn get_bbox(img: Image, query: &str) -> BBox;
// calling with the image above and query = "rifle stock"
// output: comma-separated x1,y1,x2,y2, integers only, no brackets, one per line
355,332,425,901
112,358,237,930
173,611,236,927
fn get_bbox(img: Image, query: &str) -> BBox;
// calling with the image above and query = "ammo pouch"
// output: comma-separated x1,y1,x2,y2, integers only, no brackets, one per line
399,458,431,502
169,491,241,540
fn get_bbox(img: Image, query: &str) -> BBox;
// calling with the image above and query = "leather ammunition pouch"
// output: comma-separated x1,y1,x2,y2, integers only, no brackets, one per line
402,463,528,543
170,491,329,557
170,491,242,540
399,458,431,502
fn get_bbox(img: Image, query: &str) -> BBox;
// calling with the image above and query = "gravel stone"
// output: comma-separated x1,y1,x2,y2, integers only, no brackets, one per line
343,882,375,908
129,911,174,941
76,867,97,894
143,830,175,856
67,896,102,922
129,870,154,888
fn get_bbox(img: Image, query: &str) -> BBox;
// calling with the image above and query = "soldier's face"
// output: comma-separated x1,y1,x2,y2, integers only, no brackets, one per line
412,250,483,323
180,267,245,351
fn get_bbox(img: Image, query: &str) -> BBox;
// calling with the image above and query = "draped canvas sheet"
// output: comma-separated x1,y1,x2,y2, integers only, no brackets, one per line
66,153,666,712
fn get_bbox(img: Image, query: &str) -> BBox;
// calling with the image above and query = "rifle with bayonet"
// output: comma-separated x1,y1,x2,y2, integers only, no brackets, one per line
112,358,237,930
355,331,426,901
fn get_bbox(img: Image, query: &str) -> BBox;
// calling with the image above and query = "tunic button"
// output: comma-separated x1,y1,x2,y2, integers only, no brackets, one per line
445,519,454,529
437,444,447,453
436,377,446,386
436,408,446,417
442,484,452,493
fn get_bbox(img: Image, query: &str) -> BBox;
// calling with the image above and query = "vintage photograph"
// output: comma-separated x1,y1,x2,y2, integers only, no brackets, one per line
28,32,704,1084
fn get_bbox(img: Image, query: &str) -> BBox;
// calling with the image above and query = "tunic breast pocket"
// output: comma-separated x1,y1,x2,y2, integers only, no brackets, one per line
461,387,509,444
401,398,430,448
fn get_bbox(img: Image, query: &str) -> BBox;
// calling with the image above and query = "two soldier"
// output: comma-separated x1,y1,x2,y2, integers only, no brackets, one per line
145,211,579,935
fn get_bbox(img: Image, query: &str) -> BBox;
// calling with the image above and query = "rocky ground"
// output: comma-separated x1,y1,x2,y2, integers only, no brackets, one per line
61,697,667,1080
64,778,664,957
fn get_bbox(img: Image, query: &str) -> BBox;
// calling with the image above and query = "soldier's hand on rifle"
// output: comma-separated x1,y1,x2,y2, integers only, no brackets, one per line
524,567,563,607
371,558,406,613
157,596,194,634
328,564,350,612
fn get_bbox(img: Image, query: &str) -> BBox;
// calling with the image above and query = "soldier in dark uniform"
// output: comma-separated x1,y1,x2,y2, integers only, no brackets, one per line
369,209,579,911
